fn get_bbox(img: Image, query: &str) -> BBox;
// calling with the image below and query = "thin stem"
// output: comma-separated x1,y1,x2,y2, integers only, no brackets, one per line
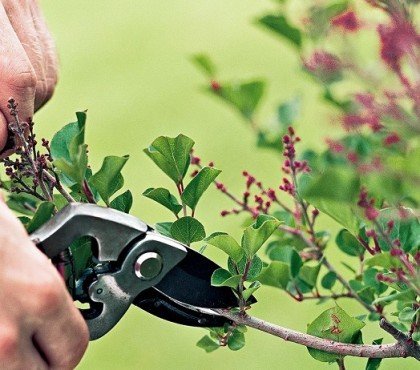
10,114,51,202
213,310,420,360
238,259,252,312
13,177,46,201
292,292,354,301
336,358,346,370
42,169,75,203
82,180,95,204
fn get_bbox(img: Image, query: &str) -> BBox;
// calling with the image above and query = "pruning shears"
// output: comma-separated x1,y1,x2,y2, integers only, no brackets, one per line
30,203,245,340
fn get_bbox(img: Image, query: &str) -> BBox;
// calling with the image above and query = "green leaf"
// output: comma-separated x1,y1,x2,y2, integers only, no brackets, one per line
278,97,301,127
242,215,281,257
366,338,383,370
205,232,244,262
302,169,361,235
110,190,133,213
170,216,206,245
210,80,265,120
143,187,182,215
365,252,402,269
307,305,365,362
372,290,415,305
267,245,302,277
357,287,376,305
196,335,219,353
192,54,216,77
89,155,129,205
363,268,387,294
258,261,290,289
321,271,337,290
306,2,349,40
227,330,245,351
256,131,284,152
245,255,263,281
258,14,302,49
398,307,418,322
51,112,88,185
54,146,88,186
211,268,241,288
155,222,173,237
26,202,55,233
376,208,420,252
144,134,194,185
70,236,93,279
6,193,39,216
50,111,86,163
299,262,321,288
181,167,221,210
18,216,31,225
243,281,261,301
336,229,365,257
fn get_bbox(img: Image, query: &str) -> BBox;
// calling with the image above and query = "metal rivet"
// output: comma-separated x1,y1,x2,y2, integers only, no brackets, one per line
134,252,163,280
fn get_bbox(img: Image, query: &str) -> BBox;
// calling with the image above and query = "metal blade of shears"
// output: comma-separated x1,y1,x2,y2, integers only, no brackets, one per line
132,247,256,327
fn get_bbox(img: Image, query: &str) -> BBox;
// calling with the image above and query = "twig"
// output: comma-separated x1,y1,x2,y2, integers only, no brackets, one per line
213,310,419,360
42,169,76,203
82,180,96,204
380,319,420,360
336,358,346,370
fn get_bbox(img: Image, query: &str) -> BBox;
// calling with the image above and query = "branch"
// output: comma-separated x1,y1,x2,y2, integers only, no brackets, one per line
217,185,380,314
214,309,420,360
380,319,420,360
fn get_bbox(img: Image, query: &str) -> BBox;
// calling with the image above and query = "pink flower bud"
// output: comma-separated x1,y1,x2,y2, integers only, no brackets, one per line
390,248,403,256
331,10,361,32
365,207,379,220
366,229,376,238
211,80,221,91
383,132,400,146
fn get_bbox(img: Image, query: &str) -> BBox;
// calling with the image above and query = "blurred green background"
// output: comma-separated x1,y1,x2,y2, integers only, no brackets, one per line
36,1,417,369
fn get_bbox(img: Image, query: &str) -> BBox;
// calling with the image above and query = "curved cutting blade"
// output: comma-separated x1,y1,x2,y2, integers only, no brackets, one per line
153,247,239,308
133,288,231,327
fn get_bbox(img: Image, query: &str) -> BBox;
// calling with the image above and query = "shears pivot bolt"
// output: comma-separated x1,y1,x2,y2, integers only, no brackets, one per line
134,252,163,280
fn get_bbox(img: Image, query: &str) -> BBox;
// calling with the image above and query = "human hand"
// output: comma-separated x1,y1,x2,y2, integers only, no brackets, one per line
0,194,89,369
0,0,58,154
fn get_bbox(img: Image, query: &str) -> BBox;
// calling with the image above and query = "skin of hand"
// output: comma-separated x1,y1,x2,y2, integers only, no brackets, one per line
0,1,89,368
0,193,89,369
0,0,58,154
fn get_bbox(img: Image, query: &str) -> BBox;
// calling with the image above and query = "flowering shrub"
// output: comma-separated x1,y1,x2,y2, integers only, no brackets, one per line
1,0,419,369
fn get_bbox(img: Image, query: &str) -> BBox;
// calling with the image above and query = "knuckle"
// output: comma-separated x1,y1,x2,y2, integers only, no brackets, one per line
5,70,37,91
31,275,64,316
0,326,18,360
